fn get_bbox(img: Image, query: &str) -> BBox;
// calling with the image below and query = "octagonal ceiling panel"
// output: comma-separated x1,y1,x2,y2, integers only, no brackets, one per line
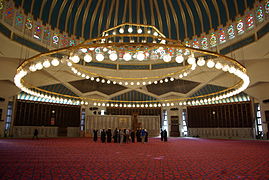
69,79,126,95
146,79,200,95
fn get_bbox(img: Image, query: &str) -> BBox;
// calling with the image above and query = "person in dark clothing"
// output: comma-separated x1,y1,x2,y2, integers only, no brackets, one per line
101,129,106,143
163,129,168,142
93,129,98,142
32,129,39,140
130,130,135,143
145,129,148,142
113,128,118,143
136,128,141,142
160,129,164,141
117,129,121,143
123,129,127,143
106,129,112,143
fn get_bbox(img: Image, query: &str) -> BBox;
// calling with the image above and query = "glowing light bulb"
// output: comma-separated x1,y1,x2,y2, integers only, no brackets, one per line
35,62,43,70
84,54,92,62
207,60,215,68
70,55,80,63
187,55,196,64
29,65,37,72
137,28,142,34
119,28,124,33
43,60,51,68
163,54,171,62
197,57,205,66
123,53,132,61
128,27,133,33
137,52,145,61
51,58,60,66
109,53,118,61
175,55,184,63
215,62,223,69
80,48,87,53
96,54,104,61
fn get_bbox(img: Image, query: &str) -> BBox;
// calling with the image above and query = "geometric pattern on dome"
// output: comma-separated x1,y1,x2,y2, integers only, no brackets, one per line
69,79,126,95
14,0,256,40
111,90,156,102
146,79,200,95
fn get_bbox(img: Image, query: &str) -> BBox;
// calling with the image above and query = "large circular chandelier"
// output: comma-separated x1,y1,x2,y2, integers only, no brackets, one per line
14,23,250,107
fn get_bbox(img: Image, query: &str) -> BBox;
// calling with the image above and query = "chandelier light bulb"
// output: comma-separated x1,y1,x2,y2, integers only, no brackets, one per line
119,28,124,33
128,27,133,33
215,62,223,69
197,57,206,66
80,48,87,53
207,60,215,68
29,65,37,72
96,53,104,61
123,53,132,61
43,60,51,68
137,52,145,61
51,58,60,66
67,62,72,66
137,28,142,34
109,53,118,61
175,55,184,63
70,55,80,63
35,62,43,70
153,32,158,36
187,55,196,64
163,54,171,62
228,66,236,74
84,54,92,62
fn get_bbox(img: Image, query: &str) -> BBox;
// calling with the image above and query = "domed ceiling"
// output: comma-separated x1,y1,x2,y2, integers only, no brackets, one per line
14,0,255,40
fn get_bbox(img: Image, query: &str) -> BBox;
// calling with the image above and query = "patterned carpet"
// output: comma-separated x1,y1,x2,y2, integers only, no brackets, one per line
0,137,269,179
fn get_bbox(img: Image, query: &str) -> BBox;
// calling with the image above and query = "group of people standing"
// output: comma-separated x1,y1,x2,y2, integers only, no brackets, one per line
93,128,149,143
160,129,168,142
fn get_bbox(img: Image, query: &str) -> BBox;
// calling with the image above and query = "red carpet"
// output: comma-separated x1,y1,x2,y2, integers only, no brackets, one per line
0,137,269,179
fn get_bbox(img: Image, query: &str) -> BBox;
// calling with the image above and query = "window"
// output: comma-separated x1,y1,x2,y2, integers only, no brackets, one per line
255,104,263,136
80,108,85,131
162,110,168,132
182,109,188,136
4,102,13,136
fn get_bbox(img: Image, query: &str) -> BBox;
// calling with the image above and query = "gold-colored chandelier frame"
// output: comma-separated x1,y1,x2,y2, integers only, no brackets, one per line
15,23,249,106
